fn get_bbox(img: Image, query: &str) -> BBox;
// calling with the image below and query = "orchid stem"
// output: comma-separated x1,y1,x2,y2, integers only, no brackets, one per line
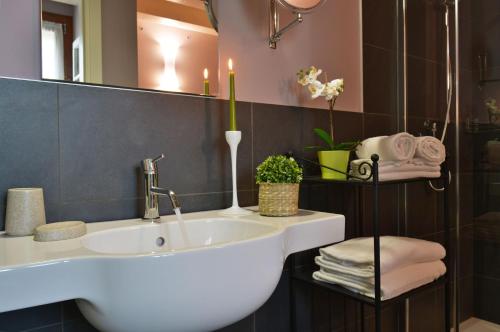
329,97,336,144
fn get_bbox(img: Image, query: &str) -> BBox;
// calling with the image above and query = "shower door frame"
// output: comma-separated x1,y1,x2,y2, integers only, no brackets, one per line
398,0,461,331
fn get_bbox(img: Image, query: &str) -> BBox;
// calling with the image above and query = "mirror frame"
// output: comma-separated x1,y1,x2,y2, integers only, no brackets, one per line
203,0,218,32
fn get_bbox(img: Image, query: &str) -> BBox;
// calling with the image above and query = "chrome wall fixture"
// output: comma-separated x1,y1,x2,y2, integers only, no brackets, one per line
269,0,326,49
428,0,454,193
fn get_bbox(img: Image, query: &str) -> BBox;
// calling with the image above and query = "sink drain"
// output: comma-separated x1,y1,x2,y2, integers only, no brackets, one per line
156,236,166,247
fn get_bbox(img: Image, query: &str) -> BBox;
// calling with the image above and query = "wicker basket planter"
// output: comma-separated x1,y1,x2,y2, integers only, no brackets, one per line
258,183,299,217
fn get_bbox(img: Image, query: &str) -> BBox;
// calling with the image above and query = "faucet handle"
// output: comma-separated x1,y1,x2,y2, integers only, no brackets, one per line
142,154,165,174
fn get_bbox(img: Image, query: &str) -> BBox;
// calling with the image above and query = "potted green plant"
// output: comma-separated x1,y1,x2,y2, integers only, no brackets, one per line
297,66,360,180
256,155,303,216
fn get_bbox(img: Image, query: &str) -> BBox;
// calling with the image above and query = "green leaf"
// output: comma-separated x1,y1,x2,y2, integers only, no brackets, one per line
304,145,326,151
332,141,361,151
255,155,303,184
313,128,334,149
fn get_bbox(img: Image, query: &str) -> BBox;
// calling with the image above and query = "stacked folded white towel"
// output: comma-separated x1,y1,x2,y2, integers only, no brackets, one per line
351,133,445,181
313,236,446,300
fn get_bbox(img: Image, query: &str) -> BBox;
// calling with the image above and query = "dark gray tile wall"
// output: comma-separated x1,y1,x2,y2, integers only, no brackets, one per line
362,0,398,118
0,303,61,332
0,79,256,229
0,79,60,225
0,74,430,332
0,76,391,332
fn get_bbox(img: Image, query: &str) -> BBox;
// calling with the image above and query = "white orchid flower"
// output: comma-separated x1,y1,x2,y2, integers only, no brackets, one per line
332,79,344,92
297,66,323,86
323,82,339,100
308,80,325,99
322,78,344,100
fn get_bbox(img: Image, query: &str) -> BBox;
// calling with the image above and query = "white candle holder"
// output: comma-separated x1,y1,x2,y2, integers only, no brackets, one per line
221,131,252,216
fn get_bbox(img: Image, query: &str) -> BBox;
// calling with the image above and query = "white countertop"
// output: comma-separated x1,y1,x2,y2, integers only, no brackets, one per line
0,207,341,270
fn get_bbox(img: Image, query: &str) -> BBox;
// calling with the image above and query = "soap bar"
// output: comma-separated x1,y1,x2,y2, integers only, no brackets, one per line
34,221,86,242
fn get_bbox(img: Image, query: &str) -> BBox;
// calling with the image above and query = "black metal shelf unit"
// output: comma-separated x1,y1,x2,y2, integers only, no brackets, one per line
289,154,451,332
479,78,500,85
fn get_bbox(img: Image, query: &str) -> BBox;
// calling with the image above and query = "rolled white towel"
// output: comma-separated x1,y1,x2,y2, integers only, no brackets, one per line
319,236,446,275
356,133,417,161
414,136,445,165
313,260,446,300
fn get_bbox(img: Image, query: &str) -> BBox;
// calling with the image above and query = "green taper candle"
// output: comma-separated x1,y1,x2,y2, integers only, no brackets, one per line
203,68,210,95
228,59,237,131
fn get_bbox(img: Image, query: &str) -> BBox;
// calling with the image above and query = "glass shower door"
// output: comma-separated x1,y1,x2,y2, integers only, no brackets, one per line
456,0,500,331
400,0,500,330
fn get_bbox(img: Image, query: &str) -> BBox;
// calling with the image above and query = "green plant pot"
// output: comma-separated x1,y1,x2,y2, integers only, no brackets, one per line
317,150,351,180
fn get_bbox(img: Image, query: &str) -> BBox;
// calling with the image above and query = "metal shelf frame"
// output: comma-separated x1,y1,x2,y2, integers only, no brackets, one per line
289,154,451,332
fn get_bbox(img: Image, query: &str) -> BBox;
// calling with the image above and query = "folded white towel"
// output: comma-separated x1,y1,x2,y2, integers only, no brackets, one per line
414,136,446,165
315,261,445,290
313,260,446,300
350,159,410,170
319,236,446,275
315,256,374,278
366,171,441,181
349,160,441,182
351,159,441,174
411,158,430,166
356,133,417,161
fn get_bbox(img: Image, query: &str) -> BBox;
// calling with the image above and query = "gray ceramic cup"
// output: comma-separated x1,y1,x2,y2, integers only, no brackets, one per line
5,188,46,236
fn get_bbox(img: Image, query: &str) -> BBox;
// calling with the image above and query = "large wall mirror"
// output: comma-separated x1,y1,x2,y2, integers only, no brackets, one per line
41,0,219,95
0,0,362,112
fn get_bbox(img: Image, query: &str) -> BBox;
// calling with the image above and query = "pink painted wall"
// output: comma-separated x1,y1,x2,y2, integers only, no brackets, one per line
217,0,362,112
0,0,41,79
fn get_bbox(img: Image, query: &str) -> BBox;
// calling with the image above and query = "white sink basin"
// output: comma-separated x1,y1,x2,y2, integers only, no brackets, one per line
81,218,277,254
0,208,345,332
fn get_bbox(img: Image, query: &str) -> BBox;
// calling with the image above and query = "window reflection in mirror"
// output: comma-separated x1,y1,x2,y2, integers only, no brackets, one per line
41,0,219,96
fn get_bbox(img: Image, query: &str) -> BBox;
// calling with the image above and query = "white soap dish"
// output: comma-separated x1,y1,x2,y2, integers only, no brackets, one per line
34,221,87,242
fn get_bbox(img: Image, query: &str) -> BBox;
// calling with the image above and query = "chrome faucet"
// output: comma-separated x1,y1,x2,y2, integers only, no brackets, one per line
142,154,180,220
